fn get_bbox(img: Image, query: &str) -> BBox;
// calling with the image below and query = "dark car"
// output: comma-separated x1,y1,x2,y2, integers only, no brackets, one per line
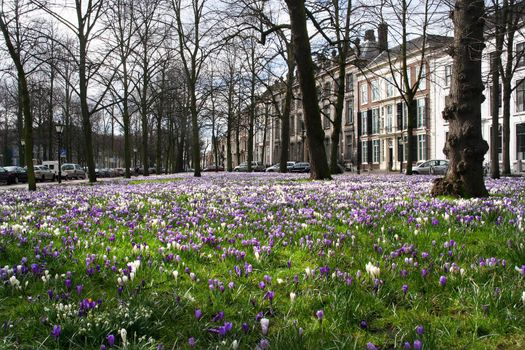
290,162,310,173
203,164,225,172
3,166,28,184
0,167,9,184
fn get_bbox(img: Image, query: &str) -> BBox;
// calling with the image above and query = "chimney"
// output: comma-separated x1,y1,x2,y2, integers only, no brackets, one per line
378,23,388,52
364,29,375,42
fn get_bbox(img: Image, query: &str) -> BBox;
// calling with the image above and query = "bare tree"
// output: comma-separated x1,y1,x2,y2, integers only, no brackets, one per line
284,0,331,179
33,0,121,182
171,0,215,177
0,0,38,190
431,0,488,197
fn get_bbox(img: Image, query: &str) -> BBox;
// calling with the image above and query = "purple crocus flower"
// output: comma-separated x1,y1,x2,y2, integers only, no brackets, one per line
264,291,275,302
360,320,368,329
439,275,447,286
101,345,107,350
212,311,224,322
259,281,266,290
195,309,202,320
414,340,422,350
402,284,409,294
51,325,61,340
107,334,115,347
76,284,83,295
366,342,378,350
404,341,411,349
416,325,424,336
65,279,72,290
242,322,249,333
316,309,324,321
188,337,196,347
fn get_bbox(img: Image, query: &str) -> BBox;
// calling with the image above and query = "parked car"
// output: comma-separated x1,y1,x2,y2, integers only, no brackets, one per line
290,162,311,173
3,166,28,184
234,161,266,172
203,164,225,172
0,167,11,184
412,159,449,175
115,168,125,176
265,161,296,172
34,165,55,182
61,163,86,180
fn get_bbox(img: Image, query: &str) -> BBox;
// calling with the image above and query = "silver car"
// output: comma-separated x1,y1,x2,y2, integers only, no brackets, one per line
34,165,55,182
265,161,296,172
412,159,449,175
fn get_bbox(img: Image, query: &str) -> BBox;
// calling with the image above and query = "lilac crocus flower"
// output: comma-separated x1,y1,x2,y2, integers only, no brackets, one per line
195,309,202,320
404,341,411,349
51,325,61,340
416,325,424,336
188,337,196,347
414,340,422,350
360,320,368,329
367,342,378,350
402,284,409,294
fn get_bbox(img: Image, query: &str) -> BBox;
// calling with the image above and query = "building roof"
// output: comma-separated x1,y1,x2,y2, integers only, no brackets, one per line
365,34,453,67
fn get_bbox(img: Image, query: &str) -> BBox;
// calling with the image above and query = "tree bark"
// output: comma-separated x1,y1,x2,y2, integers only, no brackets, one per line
284,0,331,180
491,2,502,179
431,0,488,197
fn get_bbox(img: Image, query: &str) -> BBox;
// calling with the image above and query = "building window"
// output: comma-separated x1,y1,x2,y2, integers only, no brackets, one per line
362,140,368,163
360,83,368,105
372,139,380,163
445,65,452,87
385,77,394,97
517,43,525,68
345,73,353,92
417,98,426,128
290,114,295,135
385,104,393,132
417,135,427,161
371,79,380,101
517,123,525,159
417,64,427,91
346,135,352,158
361,112,368,135
275,119,280,140
372,108,380,134
517,79,525,112
346,99,353,124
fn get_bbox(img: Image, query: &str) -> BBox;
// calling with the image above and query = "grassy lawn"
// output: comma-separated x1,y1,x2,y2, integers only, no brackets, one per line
0,173,524,349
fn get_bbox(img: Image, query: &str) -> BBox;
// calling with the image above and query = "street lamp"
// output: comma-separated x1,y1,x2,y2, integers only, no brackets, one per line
55,123,64,184
20,139,25,167
301,128,306,161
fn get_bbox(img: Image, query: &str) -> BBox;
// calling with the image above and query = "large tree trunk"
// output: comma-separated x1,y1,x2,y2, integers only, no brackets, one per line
431,0,488,198
405,99,416,174
285,0,331,180
501,78,511,175
491,5,502,180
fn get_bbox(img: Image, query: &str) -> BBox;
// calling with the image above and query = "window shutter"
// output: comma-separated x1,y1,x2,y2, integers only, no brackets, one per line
357,112,362,137
367,109,372,136
397,103,403,131
425,97,430,129
366,140,372,164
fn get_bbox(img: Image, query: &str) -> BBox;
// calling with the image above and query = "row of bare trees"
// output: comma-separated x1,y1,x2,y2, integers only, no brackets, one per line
0,0,521,196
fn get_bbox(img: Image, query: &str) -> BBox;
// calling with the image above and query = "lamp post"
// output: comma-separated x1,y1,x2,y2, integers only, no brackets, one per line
20,139,25,167
55,123,64,184
301,128,306,162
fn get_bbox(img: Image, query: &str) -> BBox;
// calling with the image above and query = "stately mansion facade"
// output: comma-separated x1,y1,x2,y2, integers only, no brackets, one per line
221,26,525,174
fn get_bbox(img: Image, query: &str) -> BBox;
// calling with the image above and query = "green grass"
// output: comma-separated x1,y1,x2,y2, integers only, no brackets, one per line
0,176,524,349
